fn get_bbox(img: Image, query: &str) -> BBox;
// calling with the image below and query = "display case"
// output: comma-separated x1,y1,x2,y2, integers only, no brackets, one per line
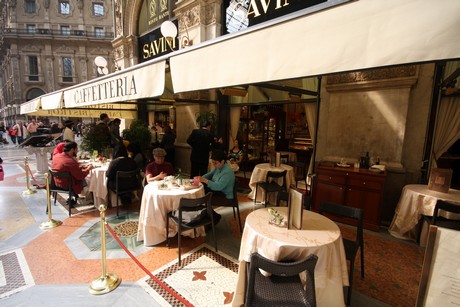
239,106,286,163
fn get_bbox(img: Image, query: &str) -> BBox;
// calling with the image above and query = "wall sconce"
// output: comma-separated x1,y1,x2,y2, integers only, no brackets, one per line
94,56,109,75
220,87,248,97
289,94,302,102
160,20,192,48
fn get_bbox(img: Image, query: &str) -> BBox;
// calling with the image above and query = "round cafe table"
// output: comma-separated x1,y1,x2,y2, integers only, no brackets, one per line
137,182,205,246
388,184,460,242
248,163,295,205
232,207,349,307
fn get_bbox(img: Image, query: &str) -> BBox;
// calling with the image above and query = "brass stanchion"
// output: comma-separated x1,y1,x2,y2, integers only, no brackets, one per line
23,156,37,195
89,204,121,295
39,173,62,230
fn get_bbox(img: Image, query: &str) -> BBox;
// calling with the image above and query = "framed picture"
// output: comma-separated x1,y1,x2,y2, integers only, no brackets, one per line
428,168,452,193
288,187,304,230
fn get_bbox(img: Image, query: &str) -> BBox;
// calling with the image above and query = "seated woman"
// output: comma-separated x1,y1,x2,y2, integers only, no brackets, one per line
228,139,244,172
196,149,236,224
127,141,148,173
106,144,139,205
145,148,174,183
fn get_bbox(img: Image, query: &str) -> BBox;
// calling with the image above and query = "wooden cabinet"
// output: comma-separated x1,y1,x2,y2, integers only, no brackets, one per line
313,165,386,231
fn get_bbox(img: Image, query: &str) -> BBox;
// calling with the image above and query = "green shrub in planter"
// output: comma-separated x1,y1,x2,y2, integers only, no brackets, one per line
122,119,151,152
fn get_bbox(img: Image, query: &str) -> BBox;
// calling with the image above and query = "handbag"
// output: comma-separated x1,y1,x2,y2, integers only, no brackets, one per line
0,165,4,181
10,129,17,136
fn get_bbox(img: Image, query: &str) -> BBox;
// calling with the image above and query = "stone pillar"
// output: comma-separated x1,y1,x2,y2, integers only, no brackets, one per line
24,146,55,186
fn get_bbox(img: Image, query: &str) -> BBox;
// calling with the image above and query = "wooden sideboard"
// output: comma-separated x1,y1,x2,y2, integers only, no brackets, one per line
312,164,387,231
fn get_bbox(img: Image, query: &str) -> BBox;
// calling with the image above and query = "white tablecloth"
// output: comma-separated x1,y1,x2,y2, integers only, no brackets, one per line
137,183,205,246
233,207,349,307
248,163,295,204
86,164,109,207
388,184,460,241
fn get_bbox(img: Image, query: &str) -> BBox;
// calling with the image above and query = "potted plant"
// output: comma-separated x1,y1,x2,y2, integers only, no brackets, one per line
195,111,217,133
80,123,112,156
122,119,151,152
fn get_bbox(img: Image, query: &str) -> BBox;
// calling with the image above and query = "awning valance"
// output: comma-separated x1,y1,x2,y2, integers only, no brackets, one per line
170,0,460,93
64,60,166,108
30,108,137,119
20,97,41,114
41,91,64,110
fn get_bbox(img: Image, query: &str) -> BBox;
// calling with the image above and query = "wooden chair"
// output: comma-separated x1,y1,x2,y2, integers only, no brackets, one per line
48,170,76,217
319,201,364,306
108,169,141,217
255,170,287,207
244,252,318,307
166,192,217,266
419,199,460,243
280,153,290,164
288,161,307,188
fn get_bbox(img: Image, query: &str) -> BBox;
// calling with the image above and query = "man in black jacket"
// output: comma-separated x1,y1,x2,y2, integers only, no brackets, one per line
187,121,213,178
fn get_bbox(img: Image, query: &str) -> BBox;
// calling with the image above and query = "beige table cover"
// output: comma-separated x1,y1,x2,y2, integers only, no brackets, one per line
86,164,110,207
137,182,205,246
233,207,349,307
388,184,460,241
248,163,295,205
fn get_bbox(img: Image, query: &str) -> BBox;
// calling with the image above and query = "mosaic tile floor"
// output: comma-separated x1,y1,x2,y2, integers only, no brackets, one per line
0,249,34,299
139,244,239,306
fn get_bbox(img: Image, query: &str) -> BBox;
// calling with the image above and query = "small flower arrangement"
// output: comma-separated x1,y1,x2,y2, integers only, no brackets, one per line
268,208,285,226
77,151,92,160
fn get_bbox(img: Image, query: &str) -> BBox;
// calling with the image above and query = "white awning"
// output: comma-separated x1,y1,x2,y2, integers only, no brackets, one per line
64,60,166,108
170,0,460,93
20,97,41,114
41,91,63,110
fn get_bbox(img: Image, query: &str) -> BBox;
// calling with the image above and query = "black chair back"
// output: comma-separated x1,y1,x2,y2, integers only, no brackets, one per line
266,170,287,190
166,192,218,265
245,252,318,307
113,168,141,217
432,199,460,229
288,161,307,187
319,201,364,306
48,170,74,216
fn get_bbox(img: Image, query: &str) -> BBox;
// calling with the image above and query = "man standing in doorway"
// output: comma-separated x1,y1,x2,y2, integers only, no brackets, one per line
187,121,213,178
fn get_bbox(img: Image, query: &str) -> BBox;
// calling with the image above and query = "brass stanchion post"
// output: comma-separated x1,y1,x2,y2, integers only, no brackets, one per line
40,173,62,230
23,156,37,195
89,204,121,295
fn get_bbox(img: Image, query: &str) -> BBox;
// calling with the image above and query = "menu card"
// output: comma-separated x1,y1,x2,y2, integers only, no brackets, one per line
417,226,460,306
288,187,304,230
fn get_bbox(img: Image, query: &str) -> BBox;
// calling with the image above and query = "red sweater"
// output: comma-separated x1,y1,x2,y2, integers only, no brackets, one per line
51,152,90,194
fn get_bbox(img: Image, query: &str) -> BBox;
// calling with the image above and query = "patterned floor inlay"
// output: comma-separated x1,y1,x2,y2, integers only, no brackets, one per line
65,212,150,260
139,244,239,306
0,249,35,299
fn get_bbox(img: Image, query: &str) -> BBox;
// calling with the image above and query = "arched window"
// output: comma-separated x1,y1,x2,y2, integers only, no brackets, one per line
26,88,45,100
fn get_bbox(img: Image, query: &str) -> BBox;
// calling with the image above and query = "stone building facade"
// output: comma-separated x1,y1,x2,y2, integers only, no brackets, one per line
0,0,115,124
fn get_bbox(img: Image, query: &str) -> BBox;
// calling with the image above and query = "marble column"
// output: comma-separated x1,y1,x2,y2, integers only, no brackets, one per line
23,146,55,186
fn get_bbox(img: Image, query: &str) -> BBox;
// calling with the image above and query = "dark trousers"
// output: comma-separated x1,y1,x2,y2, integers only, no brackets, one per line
190,161,208,178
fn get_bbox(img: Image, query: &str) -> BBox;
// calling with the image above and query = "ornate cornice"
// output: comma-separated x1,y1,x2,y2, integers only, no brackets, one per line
326,65,419,92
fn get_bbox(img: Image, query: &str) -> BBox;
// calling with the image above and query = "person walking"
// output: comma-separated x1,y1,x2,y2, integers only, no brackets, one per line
187,121,214,178
12,120,26,144
27,119,39,136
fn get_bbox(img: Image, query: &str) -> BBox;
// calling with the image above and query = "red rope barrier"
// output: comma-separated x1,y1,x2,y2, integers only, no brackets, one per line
105,222,194,307
25,163,47,189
